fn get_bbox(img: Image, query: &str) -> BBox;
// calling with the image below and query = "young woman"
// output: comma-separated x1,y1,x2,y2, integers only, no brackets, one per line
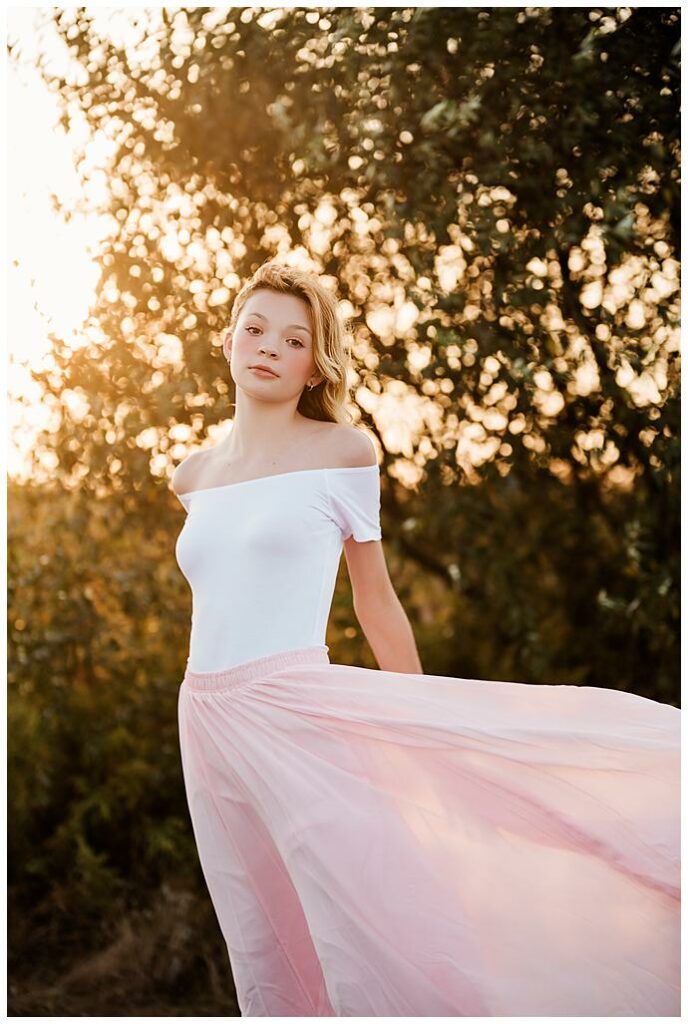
173,261,680,1017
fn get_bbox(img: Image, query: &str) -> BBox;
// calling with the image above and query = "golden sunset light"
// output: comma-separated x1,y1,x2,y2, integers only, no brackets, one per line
7,8,678,490
7,8,680,1017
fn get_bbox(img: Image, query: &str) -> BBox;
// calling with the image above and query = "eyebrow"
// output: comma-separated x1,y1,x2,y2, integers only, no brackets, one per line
247,312,312,335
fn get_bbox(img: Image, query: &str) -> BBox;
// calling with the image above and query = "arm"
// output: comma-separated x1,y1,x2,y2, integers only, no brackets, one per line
344,538,424,674
334,426,423,672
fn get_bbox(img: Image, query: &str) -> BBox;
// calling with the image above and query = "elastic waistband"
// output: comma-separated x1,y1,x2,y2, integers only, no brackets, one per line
183,644,330,692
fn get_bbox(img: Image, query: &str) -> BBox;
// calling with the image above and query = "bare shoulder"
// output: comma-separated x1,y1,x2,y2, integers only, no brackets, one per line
324,423,378,469
171,448,207,496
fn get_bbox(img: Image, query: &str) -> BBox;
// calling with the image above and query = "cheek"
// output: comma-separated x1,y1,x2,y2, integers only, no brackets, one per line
233,332,253,355
294,344,315,367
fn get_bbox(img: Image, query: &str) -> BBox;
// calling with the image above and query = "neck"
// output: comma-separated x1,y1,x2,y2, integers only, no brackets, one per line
222,390,308,462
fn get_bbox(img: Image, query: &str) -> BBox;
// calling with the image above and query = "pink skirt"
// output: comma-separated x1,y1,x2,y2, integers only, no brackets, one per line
177,644,680,1017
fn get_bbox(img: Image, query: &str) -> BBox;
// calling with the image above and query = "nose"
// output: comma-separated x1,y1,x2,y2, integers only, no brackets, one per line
258,339,279,358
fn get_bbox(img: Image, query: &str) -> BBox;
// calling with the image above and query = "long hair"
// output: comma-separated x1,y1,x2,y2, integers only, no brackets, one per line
225,261,355,424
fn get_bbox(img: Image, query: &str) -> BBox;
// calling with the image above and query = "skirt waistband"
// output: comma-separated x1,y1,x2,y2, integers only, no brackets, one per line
183,644,331,692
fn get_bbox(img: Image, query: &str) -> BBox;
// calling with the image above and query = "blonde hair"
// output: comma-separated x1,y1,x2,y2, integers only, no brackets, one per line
225,260,354,424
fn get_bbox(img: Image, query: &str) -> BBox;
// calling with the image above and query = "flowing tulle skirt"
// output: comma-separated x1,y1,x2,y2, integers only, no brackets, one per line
177,644,680,1017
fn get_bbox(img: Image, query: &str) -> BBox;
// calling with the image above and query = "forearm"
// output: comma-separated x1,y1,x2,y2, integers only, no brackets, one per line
354,590,424,673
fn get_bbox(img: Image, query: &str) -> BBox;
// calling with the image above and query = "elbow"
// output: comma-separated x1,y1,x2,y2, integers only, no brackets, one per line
353,583,399,621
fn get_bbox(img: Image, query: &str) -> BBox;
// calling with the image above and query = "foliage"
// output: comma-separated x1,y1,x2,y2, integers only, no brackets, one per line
8,6,680,1013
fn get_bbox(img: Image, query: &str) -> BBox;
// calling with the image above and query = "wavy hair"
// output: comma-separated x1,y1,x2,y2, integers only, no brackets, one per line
224,261,355,424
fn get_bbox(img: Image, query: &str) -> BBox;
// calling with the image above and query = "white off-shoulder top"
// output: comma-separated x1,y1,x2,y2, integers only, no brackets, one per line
174,464,382,672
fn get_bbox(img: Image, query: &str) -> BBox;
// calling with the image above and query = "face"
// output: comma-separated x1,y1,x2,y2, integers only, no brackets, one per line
223,289,323,397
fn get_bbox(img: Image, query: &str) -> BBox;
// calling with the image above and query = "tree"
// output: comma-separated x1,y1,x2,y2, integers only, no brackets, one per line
17,5,677,693
7,8,680,1010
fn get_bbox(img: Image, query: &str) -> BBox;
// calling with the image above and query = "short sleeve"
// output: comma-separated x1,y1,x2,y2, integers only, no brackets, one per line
174,489,191,513
325,465,382,542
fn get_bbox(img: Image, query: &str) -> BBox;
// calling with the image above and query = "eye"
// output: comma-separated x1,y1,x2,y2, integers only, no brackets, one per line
246,325,304,348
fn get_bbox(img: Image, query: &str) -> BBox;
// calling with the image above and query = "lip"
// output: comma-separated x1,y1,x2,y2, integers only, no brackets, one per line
249,364,279,377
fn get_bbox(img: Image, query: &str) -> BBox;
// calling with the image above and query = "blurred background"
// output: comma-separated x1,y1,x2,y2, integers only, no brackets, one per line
7,6,680,1016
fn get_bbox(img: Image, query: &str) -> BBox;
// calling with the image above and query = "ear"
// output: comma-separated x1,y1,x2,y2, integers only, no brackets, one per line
222,329,232,360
